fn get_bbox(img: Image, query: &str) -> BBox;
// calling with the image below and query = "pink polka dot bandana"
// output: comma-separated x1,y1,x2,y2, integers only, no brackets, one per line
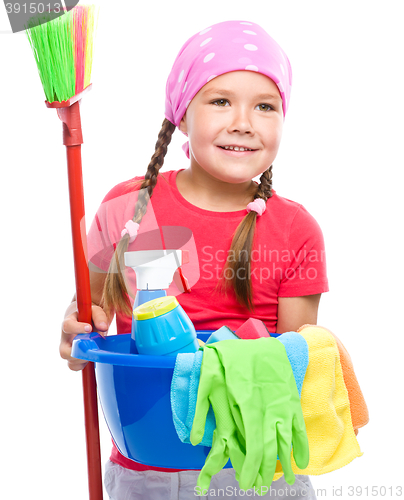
164,20,292,157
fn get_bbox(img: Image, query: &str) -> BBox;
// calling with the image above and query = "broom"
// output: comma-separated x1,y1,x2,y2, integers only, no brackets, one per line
25,6,103,500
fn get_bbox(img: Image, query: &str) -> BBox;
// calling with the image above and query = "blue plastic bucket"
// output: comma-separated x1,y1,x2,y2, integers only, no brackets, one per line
72,331,227,469
73,331,279,469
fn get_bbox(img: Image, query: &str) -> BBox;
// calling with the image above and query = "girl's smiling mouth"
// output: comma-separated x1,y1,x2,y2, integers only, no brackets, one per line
219,144,257,151
217,145,258,155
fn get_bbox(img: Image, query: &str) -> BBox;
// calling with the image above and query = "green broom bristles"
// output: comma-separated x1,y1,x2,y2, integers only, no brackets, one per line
26,11,75,103
25,6,99,103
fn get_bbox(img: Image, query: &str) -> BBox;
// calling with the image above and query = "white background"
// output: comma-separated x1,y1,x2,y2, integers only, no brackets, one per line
1,0,403,498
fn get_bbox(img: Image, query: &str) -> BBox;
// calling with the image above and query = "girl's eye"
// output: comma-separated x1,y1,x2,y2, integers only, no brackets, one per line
212,99,229,107
256,104,272,112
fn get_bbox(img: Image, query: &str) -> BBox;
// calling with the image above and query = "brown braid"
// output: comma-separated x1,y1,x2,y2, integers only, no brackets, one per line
255,165,273,202
102,118,176,319
217,165,273,311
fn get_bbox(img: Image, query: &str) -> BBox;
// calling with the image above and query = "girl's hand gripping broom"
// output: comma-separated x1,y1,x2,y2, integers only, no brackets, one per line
25,6,103,499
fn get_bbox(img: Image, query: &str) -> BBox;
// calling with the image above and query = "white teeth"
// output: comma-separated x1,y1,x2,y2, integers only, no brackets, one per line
223,146,253,151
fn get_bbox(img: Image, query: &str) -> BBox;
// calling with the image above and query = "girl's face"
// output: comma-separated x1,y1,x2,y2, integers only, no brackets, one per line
179,70,284,184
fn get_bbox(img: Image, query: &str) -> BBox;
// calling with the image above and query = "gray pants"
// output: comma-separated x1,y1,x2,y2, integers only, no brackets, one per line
105,460,316,499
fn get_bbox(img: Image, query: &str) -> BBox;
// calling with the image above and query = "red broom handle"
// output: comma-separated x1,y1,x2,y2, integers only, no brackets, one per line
66,145,103,500
53,96,103,500
66,146,93,322
81,364,103,500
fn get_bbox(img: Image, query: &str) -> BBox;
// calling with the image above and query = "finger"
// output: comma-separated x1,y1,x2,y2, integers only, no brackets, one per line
62,305,109,337
190,348,216,445
60,315,91,360
59,339,88,370
259,419,278,489
62,302,92,333
196,434,229,491
229,433,264,491
60,321,92,366
237,405,264,491
227,431,247,480
62,314,92,337
67,358,88,371
59,340,73,361
91,305,110,334
252,471,263,491
276,421,295,485
291,413,310,469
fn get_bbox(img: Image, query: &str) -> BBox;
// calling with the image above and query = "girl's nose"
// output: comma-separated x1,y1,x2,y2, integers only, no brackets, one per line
227,107,254,135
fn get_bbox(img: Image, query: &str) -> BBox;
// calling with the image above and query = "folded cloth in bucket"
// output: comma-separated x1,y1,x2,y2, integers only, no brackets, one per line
170,350,216,446
273,326,364,480
277,332,309,396
170,332,309,447
298,324,369,432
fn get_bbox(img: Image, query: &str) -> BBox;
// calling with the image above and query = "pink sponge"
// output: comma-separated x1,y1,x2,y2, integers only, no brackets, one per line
234,318,271,339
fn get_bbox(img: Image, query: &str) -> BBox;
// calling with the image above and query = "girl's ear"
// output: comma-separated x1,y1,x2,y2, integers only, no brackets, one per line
179,114,187,134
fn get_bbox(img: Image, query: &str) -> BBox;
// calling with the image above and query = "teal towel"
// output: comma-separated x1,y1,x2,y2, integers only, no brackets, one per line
170,332,308,447
278,331,309,396
170,350,216,446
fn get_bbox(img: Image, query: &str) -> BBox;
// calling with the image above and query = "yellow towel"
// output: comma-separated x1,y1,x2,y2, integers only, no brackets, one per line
273,326,363,480
298,325,369,433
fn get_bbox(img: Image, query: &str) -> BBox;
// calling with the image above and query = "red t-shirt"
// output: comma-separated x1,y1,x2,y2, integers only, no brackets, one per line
87,168,329,472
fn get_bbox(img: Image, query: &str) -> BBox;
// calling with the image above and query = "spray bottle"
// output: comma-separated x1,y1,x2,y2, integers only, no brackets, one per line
124,249,198,355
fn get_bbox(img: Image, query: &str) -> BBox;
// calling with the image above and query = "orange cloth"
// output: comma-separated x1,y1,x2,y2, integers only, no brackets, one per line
298,325,369,431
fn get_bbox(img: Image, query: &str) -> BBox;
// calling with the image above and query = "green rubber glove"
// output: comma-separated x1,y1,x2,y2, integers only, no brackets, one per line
190,346,263,492
208,338,309,491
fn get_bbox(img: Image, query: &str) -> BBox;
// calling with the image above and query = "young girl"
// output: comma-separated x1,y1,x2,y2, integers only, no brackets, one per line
60,20,328,499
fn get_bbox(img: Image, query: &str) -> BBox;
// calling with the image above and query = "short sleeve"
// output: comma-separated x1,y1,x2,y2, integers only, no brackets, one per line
86,179,143,272
278,205,329,297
